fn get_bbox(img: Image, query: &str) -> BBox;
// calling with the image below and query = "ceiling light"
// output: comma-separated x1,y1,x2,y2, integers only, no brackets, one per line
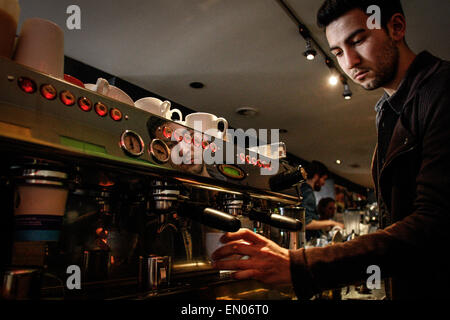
335,160,342,165
235,107,259,117
303,39,316,61
325,58,339,86
343,83,352,100
189,82,204,89
329,75,338,86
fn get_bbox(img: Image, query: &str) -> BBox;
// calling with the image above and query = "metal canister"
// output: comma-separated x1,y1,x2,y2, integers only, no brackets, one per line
278,206,306,249
1,269,42,300
138,255,172,291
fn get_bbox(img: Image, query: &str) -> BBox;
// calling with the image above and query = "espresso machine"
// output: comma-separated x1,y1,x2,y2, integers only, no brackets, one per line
0,57,306,300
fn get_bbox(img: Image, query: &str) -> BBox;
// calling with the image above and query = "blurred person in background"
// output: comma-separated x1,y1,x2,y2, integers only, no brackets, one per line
301,161,344,241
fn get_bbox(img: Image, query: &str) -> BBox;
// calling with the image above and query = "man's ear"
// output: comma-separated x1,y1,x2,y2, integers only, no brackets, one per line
387,13,407,42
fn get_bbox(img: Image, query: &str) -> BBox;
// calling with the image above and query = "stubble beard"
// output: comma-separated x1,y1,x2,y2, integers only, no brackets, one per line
314,181,322,192
362,38,399,91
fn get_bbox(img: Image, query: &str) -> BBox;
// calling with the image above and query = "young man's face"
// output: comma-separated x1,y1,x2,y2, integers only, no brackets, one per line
312,174,328,191
324,201,336,219
325,9,399,90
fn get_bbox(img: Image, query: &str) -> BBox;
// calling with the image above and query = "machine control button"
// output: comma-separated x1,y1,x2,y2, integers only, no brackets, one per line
78,97,92,112
217,164,246,180
110,108,122,121
162,126,173,140
60,90,76,106
18,77,37,94
40,84,57,100
120,130,145,157
95,102,108,117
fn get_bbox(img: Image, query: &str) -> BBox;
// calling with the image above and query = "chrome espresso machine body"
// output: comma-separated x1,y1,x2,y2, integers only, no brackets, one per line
0,57,306,300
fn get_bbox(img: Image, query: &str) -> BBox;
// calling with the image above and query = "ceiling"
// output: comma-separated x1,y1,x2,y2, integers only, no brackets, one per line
17,0,450,188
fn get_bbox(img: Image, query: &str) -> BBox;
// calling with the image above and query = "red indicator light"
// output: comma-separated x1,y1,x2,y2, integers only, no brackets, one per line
210,142,217,153
260,161,272,171
110,108,122,121
60,90,76,106
18,77,36,93
183,133,192,144
173,130,183,142
202,140,210,150
162,126,172,139
95,102,108,117
245,155,250,164
78,97,92,111
193,135,202,148
40,84,57,100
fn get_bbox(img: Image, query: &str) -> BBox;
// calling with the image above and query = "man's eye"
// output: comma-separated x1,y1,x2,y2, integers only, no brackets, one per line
352,39,364,46
334,51,343,57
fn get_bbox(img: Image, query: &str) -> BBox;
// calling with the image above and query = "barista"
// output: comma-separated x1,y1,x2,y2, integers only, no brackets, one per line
301,161,344,240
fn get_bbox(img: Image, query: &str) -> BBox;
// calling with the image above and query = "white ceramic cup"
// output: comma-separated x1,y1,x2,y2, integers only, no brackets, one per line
13,18,64,78
85,78,134,106
134,97,183,122
184,112,228,139
205,232,249,262
205,232,225,261
0,0,20,58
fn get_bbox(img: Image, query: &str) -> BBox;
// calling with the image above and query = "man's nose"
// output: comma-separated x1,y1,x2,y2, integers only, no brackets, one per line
344,49,361,71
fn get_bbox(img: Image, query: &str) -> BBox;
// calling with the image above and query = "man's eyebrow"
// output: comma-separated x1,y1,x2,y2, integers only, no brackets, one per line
329,28,366,52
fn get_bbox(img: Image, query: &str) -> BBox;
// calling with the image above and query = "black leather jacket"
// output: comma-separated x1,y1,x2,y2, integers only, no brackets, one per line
289,52,450,300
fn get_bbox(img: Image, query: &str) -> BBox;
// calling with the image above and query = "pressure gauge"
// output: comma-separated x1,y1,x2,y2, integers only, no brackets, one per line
149,139,170,164
120,130,145,157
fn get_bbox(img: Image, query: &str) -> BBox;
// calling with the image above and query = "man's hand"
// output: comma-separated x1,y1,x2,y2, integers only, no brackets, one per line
329,221,344,229
211,228,292,285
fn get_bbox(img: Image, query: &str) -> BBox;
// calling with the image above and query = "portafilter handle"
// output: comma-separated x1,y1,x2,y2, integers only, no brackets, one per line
268,165,306,192
248,208,302,231
178,202,241,232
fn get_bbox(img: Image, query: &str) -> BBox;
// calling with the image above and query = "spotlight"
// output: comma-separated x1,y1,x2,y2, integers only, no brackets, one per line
343,83,352,100
329,75,338,86
325,58,339,86
303,39,316,61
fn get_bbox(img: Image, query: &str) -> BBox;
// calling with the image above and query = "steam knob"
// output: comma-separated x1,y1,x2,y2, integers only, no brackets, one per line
269,165,306,191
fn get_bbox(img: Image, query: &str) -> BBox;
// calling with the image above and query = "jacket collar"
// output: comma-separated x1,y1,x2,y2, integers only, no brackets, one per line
374,51,442,116
372,52,442,190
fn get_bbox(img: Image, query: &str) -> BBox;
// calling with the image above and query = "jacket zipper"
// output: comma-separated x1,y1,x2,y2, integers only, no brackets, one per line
378,144,417,226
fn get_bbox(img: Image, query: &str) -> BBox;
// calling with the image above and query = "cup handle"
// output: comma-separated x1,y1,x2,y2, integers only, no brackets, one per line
160,100,171,114
96,78,109,95
216,117,228,132
168,109,183,122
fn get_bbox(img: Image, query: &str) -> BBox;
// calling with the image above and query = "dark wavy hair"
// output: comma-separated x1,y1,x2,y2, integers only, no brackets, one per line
305,160,329,179
317,197,336,219
317,0,404,30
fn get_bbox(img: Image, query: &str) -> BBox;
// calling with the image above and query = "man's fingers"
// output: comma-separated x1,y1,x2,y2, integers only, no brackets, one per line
231,269,261,281
212,241,256,261
213,257,262,271
221,228,267,245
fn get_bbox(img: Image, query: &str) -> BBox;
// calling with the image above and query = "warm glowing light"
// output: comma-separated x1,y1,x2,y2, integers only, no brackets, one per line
336,159,342,165
18,77,36,93
110,108,123,121
329,75,338,86
306,54,315,61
